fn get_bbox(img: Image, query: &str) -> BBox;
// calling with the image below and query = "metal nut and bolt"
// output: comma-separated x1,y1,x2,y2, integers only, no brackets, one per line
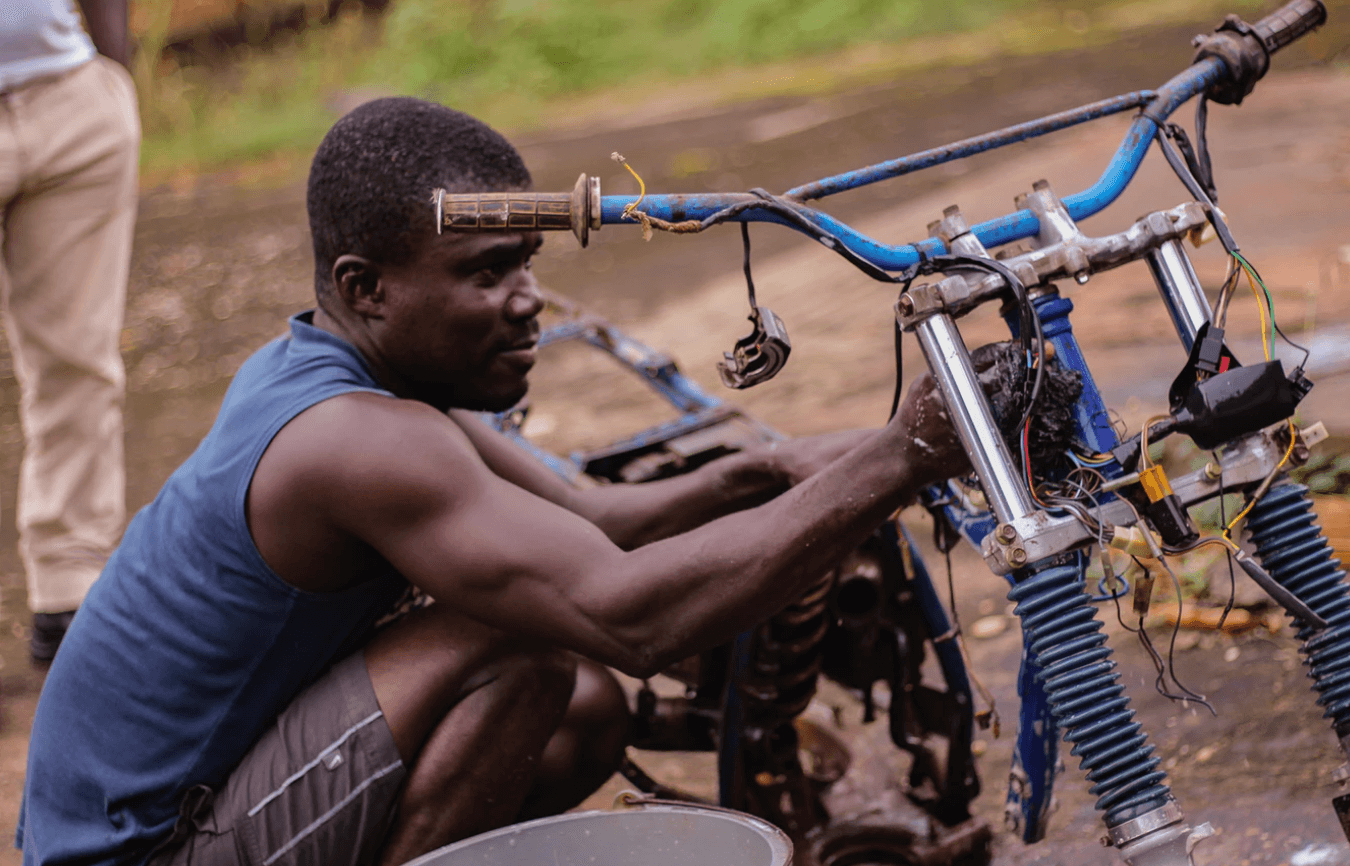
996,523,1018,543
1009,547,1029,566
1204,461,1223,480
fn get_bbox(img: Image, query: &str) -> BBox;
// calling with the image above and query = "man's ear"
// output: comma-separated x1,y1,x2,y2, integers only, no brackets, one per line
331,255,385,318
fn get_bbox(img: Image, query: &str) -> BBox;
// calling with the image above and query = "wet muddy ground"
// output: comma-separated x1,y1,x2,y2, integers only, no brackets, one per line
2,17,1350,866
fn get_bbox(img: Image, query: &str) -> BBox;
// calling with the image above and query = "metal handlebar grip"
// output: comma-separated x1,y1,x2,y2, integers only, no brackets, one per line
1252,0,1326,54
434,173,601,247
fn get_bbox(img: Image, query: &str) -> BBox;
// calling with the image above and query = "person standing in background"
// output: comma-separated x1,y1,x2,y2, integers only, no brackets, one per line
0,0,139,661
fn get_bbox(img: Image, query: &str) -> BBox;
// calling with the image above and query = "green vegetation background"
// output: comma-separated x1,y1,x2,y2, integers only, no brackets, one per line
133,0,1281,181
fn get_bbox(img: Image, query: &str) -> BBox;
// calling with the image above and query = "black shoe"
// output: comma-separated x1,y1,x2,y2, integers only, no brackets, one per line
31,611,76,663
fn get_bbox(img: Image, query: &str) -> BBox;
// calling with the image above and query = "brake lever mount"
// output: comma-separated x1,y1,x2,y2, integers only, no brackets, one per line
717,306,791,389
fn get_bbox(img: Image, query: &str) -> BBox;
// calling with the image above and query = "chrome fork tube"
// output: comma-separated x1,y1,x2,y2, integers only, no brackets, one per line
914,312,1034,525
1145,238,1211,350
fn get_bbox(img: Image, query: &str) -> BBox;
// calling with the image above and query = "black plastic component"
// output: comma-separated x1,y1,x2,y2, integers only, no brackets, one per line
1111,436,1143,472
717,306,791,389
1290,365,1316,401
1143,494,1198,548
1168,321,1240,410
1192,1,1326,105
1193,324,1228,375
1170,359,1304,450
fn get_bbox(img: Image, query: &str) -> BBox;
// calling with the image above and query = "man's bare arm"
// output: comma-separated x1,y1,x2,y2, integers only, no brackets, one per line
263,377,955,678
77,0,130,67
448,409,871,549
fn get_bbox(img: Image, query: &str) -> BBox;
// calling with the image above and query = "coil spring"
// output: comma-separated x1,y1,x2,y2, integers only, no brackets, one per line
742,573,833,726
1008,562,1172,827
1244,482,1350,734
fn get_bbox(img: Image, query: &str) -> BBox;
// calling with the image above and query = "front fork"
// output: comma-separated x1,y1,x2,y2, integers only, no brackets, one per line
904,195,1226,863
1148,237,1350,840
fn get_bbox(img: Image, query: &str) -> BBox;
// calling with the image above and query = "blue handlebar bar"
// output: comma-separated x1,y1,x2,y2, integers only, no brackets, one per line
598,56,1228,271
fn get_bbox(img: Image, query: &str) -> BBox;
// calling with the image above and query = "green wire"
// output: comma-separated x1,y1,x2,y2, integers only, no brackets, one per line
1233,252,1275,348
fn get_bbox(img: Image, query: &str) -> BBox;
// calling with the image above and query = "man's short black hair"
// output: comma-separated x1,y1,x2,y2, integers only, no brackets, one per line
307,97,532,300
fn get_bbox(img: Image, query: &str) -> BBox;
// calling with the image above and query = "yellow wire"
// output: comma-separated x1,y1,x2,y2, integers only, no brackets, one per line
1223,417,1298,541
611,152,646,220
1188,535,1243,555
1140,414,1170,469
1243,264,1272,362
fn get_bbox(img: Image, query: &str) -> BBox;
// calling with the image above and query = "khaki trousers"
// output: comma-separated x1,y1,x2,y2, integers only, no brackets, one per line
0,57,140,613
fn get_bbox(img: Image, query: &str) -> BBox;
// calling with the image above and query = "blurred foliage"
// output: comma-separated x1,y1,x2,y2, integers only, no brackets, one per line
381,0,1019,99
1291,446,1350,495
130,0,1282,180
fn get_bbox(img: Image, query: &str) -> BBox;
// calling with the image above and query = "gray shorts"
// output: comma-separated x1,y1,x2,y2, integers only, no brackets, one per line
148,652,408,866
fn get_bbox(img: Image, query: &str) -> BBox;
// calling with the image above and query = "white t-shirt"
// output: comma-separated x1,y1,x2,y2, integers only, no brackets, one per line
0,0,96,91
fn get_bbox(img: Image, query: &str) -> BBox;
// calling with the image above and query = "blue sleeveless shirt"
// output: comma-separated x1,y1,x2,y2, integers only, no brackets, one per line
19,313,409,866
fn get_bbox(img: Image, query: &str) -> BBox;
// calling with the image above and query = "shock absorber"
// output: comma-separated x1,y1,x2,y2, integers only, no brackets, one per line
1009,562,1211,865
722,572,834,837
745,573,833,725
1243,481,1350,838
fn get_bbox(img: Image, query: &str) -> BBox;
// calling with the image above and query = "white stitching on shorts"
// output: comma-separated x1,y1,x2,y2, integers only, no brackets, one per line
261,760,403,866
247,710,384,817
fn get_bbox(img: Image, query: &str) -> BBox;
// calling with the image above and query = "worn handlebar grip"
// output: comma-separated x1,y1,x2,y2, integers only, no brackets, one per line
434,173,600,247
1254,0,1327,53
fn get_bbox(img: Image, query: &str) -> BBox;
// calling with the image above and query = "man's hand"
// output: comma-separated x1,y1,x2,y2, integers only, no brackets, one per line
886,370,973,489
750,430,874,487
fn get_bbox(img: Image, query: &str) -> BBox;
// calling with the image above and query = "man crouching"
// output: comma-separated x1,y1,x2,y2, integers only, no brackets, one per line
18,97,967,866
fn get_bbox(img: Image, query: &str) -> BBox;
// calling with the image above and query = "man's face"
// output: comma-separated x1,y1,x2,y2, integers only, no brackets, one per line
373,229,545,413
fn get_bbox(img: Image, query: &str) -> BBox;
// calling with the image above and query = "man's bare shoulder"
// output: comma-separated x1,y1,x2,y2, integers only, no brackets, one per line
248,391,494,590
266,391,486,502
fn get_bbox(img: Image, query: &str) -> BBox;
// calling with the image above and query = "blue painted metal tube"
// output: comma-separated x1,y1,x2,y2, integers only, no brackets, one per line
784,91,1155,202
599,58,1230,271
537,319,723,414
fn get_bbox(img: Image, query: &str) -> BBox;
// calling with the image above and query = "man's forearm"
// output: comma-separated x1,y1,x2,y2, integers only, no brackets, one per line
574,430,877,548
77,0,130,67
573,449,788,549
448,408,792,549
581,423,924,676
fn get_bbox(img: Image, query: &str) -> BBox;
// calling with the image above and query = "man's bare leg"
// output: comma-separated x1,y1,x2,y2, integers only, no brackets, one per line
367,604,578,866
519,658,630,820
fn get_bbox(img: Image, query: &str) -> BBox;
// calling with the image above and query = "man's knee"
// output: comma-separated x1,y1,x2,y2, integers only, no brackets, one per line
366,603,576,763
469,644,578,711
559,659,629,775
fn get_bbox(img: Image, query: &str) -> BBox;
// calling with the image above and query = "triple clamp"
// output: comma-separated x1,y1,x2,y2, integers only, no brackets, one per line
896,276,975,330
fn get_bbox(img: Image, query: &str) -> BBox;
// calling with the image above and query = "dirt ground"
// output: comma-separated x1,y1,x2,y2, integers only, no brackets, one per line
1,19,1349,866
